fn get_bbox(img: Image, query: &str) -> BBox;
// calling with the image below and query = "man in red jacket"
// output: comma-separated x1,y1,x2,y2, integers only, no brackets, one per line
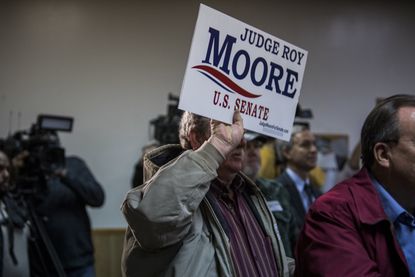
295,94,415,276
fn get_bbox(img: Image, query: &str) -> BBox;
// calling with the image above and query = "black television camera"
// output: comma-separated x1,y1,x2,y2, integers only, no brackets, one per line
294,103,313,129
149,93,183,145
3,114,73,193
295,103,313,119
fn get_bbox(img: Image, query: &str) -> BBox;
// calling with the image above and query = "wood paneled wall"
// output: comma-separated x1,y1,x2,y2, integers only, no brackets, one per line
92,228,126,277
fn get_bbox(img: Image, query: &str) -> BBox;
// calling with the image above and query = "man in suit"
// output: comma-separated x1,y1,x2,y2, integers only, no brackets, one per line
276,123,321,253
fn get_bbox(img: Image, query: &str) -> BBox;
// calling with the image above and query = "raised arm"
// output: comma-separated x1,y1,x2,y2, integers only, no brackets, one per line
122,110,244,250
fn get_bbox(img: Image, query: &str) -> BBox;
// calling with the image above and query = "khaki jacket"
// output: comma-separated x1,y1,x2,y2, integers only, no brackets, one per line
121,142,294,276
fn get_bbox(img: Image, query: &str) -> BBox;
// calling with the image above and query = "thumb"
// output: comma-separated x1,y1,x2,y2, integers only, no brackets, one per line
232,109,243,128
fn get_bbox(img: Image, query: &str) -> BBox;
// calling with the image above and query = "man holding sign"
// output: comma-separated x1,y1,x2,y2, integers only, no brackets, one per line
121,110,294,276
121,4,303,276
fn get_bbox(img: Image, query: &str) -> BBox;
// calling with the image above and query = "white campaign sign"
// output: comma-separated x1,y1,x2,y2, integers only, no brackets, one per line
179,4,308,141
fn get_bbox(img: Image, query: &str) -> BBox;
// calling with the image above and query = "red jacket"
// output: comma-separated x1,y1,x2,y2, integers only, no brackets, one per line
295,168,409,277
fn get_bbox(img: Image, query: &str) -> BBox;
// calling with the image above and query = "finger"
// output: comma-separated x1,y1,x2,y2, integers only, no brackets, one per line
233,110,243,127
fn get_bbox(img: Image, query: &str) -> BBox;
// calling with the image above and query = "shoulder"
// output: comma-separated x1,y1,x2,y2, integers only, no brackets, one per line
308,180,359,226
255,178,293,211
256,178,286,196
313,182,352,208
275,171,291,185
66,155,85,164
311,168,373,214
65,156,89,169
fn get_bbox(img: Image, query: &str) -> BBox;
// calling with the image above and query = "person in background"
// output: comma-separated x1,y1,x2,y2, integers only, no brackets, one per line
242,131,296,258
276,124,321,254
258,138,282,179
121,111,294,277
295,94,415,276
0,149,30,277
13,132,106,277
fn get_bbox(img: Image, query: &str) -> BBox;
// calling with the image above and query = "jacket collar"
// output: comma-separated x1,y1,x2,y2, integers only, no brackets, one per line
143,144,184,183
348,168,389,225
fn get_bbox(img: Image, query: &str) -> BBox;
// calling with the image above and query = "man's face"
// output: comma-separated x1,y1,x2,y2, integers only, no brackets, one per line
0,152,10,191
219,139,247,174
197,123,246,174
243,140,262,178
285,130,317,173
388,106,415,193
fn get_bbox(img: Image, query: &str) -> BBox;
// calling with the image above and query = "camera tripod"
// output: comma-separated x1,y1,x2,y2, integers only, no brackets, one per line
24,196,66,277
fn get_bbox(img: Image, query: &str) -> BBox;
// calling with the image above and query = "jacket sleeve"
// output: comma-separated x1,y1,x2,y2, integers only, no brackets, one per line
121,142,223,251
295,195,382,277
60,156,105,207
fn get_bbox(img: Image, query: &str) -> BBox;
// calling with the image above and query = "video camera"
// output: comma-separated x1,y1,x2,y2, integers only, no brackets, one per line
3,114,73,193
295,104,313,119
294,104,313,129
149,93,183,145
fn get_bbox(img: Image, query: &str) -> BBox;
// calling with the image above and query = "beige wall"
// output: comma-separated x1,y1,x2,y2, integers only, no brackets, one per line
1,0,414,228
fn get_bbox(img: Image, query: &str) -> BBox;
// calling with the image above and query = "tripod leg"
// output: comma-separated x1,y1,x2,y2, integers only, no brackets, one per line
27,201,66,277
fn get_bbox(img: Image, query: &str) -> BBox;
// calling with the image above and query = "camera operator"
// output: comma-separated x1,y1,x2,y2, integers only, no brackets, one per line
39,140,104,277
0,149,30,277
13,130,105,277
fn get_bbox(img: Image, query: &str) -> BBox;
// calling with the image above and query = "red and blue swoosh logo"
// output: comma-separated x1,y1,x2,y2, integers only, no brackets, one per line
192,65,261,98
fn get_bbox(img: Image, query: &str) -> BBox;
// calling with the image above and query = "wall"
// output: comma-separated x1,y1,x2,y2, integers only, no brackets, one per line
92,228,125,277
1,0,414,228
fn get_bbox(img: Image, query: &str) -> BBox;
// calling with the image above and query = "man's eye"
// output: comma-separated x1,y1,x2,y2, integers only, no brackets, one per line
300,142,315,148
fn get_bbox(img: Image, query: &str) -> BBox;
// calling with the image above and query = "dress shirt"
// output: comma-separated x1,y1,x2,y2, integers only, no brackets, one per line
286,168,313,211
372,176,415,276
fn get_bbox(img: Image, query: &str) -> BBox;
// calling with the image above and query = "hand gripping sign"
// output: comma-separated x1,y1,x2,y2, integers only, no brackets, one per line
179,4,308,141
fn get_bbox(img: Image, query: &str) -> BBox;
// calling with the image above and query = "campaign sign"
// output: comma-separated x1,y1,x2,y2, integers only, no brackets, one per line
179,4,308,141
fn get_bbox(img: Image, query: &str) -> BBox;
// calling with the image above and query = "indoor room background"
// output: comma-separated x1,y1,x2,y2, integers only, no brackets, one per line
1,0,414,274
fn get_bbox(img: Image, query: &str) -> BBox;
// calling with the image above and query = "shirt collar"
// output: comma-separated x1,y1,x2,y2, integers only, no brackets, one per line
211,174,245,199
371,174,406,223
286,167,309,192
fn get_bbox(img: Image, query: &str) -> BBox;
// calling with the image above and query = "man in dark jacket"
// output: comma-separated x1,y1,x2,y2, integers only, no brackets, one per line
276,124,321,254
35,155,105,277
295,94,415,276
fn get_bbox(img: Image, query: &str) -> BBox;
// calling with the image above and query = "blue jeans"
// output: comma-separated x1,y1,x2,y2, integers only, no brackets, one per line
66,264,96,277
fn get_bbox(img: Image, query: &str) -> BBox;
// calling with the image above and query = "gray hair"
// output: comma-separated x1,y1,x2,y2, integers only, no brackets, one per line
179,112,210,149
